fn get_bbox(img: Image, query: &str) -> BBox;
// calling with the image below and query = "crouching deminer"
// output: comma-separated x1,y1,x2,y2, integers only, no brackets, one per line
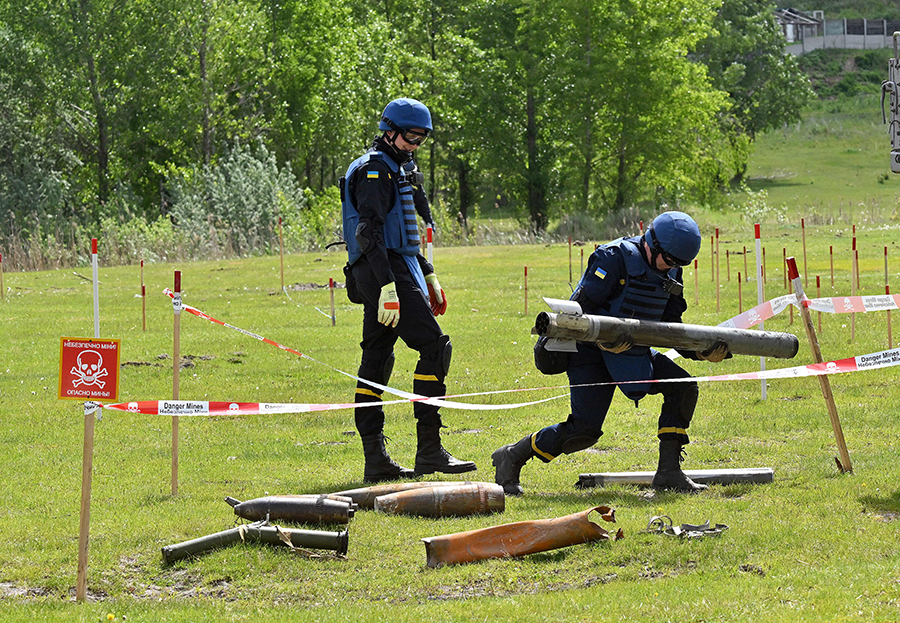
493,211,730,495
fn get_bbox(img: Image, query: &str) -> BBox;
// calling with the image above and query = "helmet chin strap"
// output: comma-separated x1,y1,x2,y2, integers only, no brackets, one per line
381,132,412,163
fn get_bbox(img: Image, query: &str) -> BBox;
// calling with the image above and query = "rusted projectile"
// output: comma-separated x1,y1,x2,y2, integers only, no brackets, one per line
374,482,504,518
332,480,490,509
225,494,355,524
421,506,621,568
161,521,348,564
534,303,799,359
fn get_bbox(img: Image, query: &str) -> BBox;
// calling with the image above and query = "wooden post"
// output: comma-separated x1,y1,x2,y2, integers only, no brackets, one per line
715,228,720,313
786,256,852,474
710,235,714,282
76,238,102,602
738,272,742,314
580,248,584,276
0,252,4,300
726,249,730,282
568,236,572,284
278,217,285,292
172,271,181,496
694,259,699,306
524,266,528,315
329,277,336,326
801,217,808,287
830,245,834,287
762,246,767,284
743,246,748,283
783,247,787,290
816,275,822,334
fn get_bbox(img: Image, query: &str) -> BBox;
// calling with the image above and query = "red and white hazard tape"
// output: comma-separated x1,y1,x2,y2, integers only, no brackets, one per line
86,288,889,419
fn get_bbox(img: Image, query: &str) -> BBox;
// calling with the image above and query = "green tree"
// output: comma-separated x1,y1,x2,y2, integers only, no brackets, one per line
694,0,813,183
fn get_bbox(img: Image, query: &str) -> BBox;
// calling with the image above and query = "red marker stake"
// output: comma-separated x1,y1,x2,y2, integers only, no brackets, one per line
787,257,852,474
426,225,434,265
141,260,146,332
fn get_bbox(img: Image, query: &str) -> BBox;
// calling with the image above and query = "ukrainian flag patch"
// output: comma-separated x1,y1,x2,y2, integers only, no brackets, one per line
594,267,607,279
367,170,379,179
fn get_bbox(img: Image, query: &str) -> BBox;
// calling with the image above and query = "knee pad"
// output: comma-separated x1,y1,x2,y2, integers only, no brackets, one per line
360,348,394,386
561,434,600,455
420,335,452,380
680,383,699,425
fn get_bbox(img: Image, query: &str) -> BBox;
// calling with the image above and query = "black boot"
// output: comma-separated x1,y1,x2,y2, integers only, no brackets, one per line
491,434,535,496
361,433,415,483
414,425,477,475
651,439,708,493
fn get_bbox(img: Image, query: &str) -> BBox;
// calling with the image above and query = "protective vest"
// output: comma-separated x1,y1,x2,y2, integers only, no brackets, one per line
342,150,420,265
592,237,679,400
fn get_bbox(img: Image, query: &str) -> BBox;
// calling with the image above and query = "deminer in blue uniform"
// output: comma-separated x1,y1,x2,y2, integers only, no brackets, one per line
341,98,476,483
492,211,730,495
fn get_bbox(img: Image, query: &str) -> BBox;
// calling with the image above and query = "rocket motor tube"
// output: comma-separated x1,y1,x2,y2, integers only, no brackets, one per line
421,505,620,568
534,311,799,359
374,482,505,518
226,495,355,524
161,524,349,564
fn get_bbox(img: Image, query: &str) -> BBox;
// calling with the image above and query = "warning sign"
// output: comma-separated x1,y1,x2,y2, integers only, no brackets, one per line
58,337,121,401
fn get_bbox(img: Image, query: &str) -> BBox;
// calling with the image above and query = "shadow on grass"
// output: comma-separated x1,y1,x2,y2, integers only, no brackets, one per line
859,489,900,513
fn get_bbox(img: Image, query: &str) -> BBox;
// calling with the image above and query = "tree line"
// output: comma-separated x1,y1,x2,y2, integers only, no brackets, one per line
0,0,810,268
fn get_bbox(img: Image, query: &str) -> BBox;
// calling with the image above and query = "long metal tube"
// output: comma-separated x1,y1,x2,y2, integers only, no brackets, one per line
534,311,799,359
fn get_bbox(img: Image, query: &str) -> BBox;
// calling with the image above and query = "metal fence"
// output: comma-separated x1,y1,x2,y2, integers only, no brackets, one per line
786,19,900,55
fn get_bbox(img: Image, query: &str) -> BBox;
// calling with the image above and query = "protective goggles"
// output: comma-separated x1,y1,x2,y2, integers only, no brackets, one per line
649,229,690,267
399,128,429,145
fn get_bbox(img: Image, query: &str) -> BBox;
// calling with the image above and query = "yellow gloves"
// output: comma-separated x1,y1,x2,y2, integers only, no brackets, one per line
378,283,400,327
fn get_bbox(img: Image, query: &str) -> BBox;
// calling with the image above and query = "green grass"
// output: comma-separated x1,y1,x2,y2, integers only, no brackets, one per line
3,215,900,621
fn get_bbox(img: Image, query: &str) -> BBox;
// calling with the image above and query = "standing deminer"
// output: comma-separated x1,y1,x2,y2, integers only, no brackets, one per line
493,211,730,495
340,97,477,483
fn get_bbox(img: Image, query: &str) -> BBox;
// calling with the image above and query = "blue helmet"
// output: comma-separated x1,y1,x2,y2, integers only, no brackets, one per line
643,211,701,266
379,98,433,133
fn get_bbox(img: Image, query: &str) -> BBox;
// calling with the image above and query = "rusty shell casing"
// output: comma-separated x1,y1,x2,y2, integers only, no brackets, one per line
226,495,354,524
332,481,489,510
161,524,349,564
374,483,505,518
421,506,620,568
534,311,799,359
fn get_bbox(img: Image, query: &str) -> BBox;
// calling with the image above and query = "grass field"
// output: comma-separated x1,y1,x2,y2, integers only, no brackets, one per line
3,95,900,622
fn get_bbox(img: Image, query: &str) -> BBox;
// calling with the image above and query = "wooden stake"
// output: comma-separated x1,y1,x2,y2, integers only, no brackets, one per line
762,247,767,284
801,217,808,287
738,272,742,314
783,247,787,290
568,236,572,284
830,245,834,287
715,228,720,313
694,259,699,306
887,247,892,348
76,238,102,602
743,246,748,283
172,271,181,496
710,235,714,282
787,256,852,474
524,266,528,315
816,275,822,333
726,249,730,282
329,277,336,326
0,252,4,300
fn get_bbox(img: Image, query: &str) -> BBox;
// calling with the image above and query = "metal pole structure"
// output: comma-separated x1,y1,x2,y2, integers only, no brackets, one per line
172,271,182,496
851,237,857,341
278,216,284,293
787,256,852,474
141,259,146,332
754,224,766,400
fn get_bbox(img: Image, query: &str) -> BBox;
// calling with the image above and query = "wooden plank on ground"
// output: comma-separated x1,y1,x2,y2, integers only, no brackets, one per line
576,467,774,488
